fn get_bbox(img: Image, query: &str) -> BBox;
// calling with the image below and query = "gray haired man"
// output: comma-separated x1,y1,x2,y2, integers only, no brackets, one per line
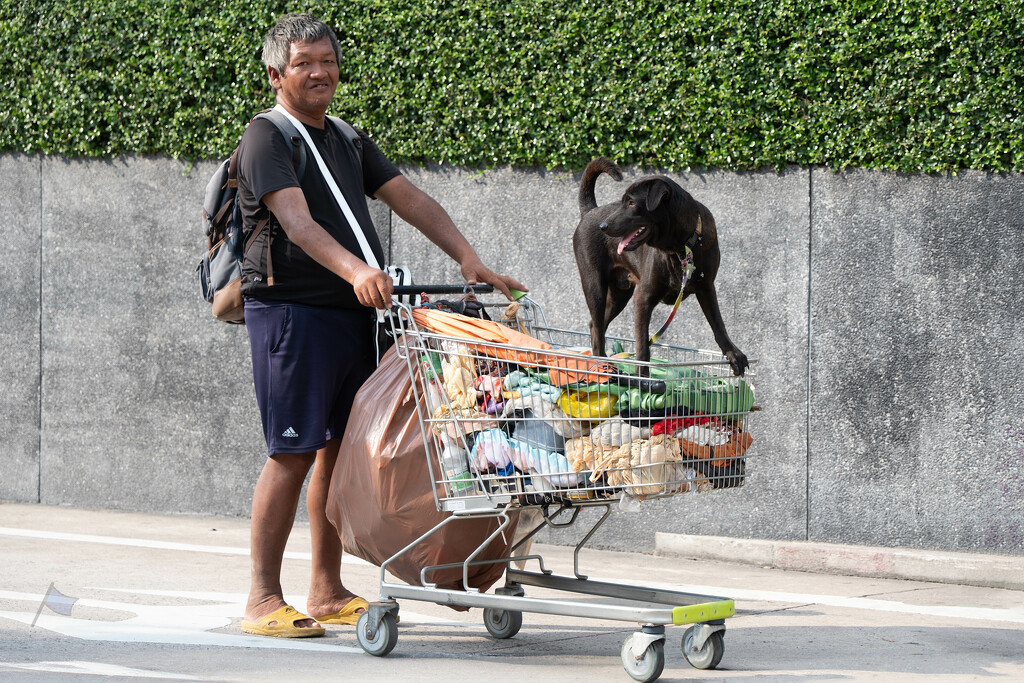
236,13,525,637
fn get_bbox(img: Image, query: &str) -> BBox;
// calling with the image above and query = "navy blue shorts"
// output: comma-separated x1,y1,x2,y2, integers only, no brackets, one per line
245,299,376,457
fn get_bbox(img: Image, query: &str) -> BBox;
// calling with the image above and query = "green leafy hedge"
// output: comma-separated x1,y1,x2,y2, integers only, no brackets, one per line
3,0,1022,172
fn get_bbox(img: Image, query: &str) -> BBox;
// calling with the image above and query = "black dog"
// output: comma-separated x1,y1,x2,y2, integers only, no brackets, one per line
572,157,748,376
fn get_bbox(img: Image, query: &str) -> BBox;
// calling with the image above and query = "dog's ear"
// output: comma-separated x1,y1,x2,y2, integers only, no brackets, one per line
646,180,672,211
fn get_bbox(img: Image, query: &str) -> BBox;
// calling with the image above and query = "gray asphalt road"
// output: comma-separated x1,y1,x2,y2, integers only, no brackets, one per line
1,503,1022,682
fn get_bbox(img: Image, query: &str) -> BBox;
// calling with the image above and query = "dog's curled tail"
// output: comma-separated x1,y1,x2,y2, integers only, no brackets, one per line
578,157,623,217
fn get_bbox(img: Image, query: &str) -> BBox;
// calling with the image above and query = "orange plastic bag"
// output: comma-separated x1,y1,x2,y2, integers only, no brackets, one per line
326,344,517,596
411,308,613,385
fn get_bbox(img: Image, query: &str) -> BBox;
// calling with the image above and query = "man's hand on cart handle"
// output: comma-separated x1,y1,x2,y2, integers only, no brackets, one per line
353,265,394,310
460,257,528,302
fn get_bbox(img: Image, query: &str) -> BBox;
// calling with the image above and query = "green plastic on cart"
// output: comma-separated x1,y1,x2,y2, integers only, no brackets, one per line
671,599,735,625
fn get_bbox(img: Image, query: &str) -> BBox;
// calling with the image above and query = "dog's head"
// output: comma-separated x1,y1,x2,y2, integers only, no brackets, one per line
598,177,676,255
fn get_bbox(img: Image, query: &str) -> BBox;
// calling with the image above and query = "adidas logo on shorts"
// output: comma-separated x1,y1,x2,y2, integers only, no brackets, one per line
282,427,299,438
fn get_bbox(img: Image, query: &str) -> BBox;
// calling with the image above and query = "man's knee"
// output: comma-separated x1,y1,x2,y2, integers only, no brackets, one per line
266,451,317,482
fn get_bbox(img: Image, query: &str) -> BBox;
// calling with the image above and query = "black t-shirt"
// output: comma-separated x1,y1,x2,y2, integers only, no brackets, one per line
236,115,401,309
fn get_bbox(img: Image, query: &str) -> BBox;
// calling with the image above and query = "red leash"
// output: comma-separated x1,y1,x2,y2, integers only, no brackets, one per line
649,246,695,345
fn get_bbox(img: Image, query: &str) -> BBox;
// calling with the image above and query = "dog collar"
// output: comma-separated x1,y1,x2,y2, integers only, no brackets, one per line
649,246,695,345
686,215,703,249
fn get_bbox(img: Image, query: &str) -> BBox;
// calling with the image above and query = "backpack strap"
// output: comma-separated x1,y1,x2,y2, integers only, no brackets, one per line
243,109,310,288
258,109,307,179
244,216,273,285
327,115,364,163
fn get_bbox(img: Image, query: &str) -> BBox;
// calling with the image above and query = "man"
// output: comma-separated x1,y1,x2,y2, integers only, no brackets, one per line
236,13,526,637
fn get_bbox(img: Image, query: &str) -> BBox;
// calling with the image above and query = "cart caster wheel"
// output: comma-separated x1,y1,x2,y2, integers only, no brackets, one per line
621,635,665,683
682,624,725,670
356,610,398,657
483,607,522,639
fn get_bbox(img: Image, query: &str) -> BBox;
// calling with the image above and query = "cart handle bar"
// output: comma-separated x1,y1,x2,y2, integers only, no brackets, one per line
393,284,494,295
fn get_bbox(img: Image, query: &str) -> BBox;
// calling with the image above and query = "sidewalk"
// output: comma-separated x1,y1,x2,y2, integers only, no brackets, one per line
655,532,1024,591
1,502,1023,682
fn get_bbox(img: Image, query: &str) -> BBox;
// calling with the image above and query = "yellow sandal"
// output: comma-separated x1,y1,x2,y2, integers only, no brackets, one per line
241,605,325,638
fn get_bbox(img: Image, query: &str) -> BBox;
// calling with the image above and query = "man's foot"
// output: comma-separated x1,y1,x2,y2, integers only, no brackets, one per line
246,595,320,630
241,605,325,638
308,594,368,625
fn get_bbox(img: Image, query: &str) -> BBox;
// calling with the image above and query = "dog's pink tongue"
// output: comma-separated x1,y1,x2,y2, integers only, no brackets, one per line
617,229,640,255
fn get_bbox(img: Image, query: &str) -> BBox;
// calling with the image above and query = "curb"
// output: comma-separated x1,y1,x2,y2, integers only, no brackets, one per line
654,533,1024,591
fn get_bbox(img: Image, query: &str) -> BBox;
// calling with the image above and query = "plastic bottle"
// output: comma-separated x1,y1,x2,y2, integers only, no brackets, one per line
439,435,474,496
421,355,444,413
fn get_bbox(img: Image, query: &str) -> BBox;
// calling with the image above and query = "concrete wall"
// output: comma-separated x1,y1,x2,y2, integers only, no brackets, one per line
808,171,1024,554
0,156,41,502
1,153,1021,557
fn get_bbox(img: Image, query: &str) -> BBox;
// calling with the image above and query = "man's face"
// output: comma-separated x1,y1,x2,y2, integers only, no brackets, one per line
270,37,339,118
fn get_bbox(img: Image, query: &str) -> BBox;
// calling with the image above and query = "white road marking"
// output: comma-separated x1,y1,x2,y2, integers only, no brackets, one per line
0,526,369,565
0,661,204,679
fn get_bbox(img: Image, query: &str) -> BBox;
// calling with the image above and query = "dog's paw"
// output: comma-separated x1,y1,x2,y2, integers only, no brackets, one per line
726,350,749,377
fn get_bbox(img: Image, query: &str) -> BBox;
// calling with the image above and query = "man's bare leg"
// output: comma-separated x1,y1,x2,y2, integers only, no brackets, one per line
245,451,318,627
305,438,365,619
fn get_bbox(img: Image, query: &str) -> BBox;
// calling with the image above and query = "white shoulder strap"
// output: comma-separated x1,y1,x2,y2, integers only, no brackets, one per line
272,104,381,270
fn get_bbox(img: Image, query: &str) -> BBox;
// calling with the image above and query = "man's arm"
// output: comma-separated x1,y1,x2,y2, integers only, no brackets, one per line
374,175,527,300
262,186,393,309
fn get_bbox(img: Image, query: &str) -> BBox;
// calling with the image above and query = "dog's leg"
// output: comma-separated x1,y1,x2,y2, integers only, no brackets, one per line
632,290,658,368
590,315,608,358
575,228,615,358
585,288,631,357
581,278,610,357
598,286,631,353
694,284,748,376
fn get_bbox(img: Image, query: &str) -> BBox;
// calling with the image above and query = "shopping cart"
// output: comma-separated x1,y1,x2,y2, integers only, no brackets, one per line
355,288,758,682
